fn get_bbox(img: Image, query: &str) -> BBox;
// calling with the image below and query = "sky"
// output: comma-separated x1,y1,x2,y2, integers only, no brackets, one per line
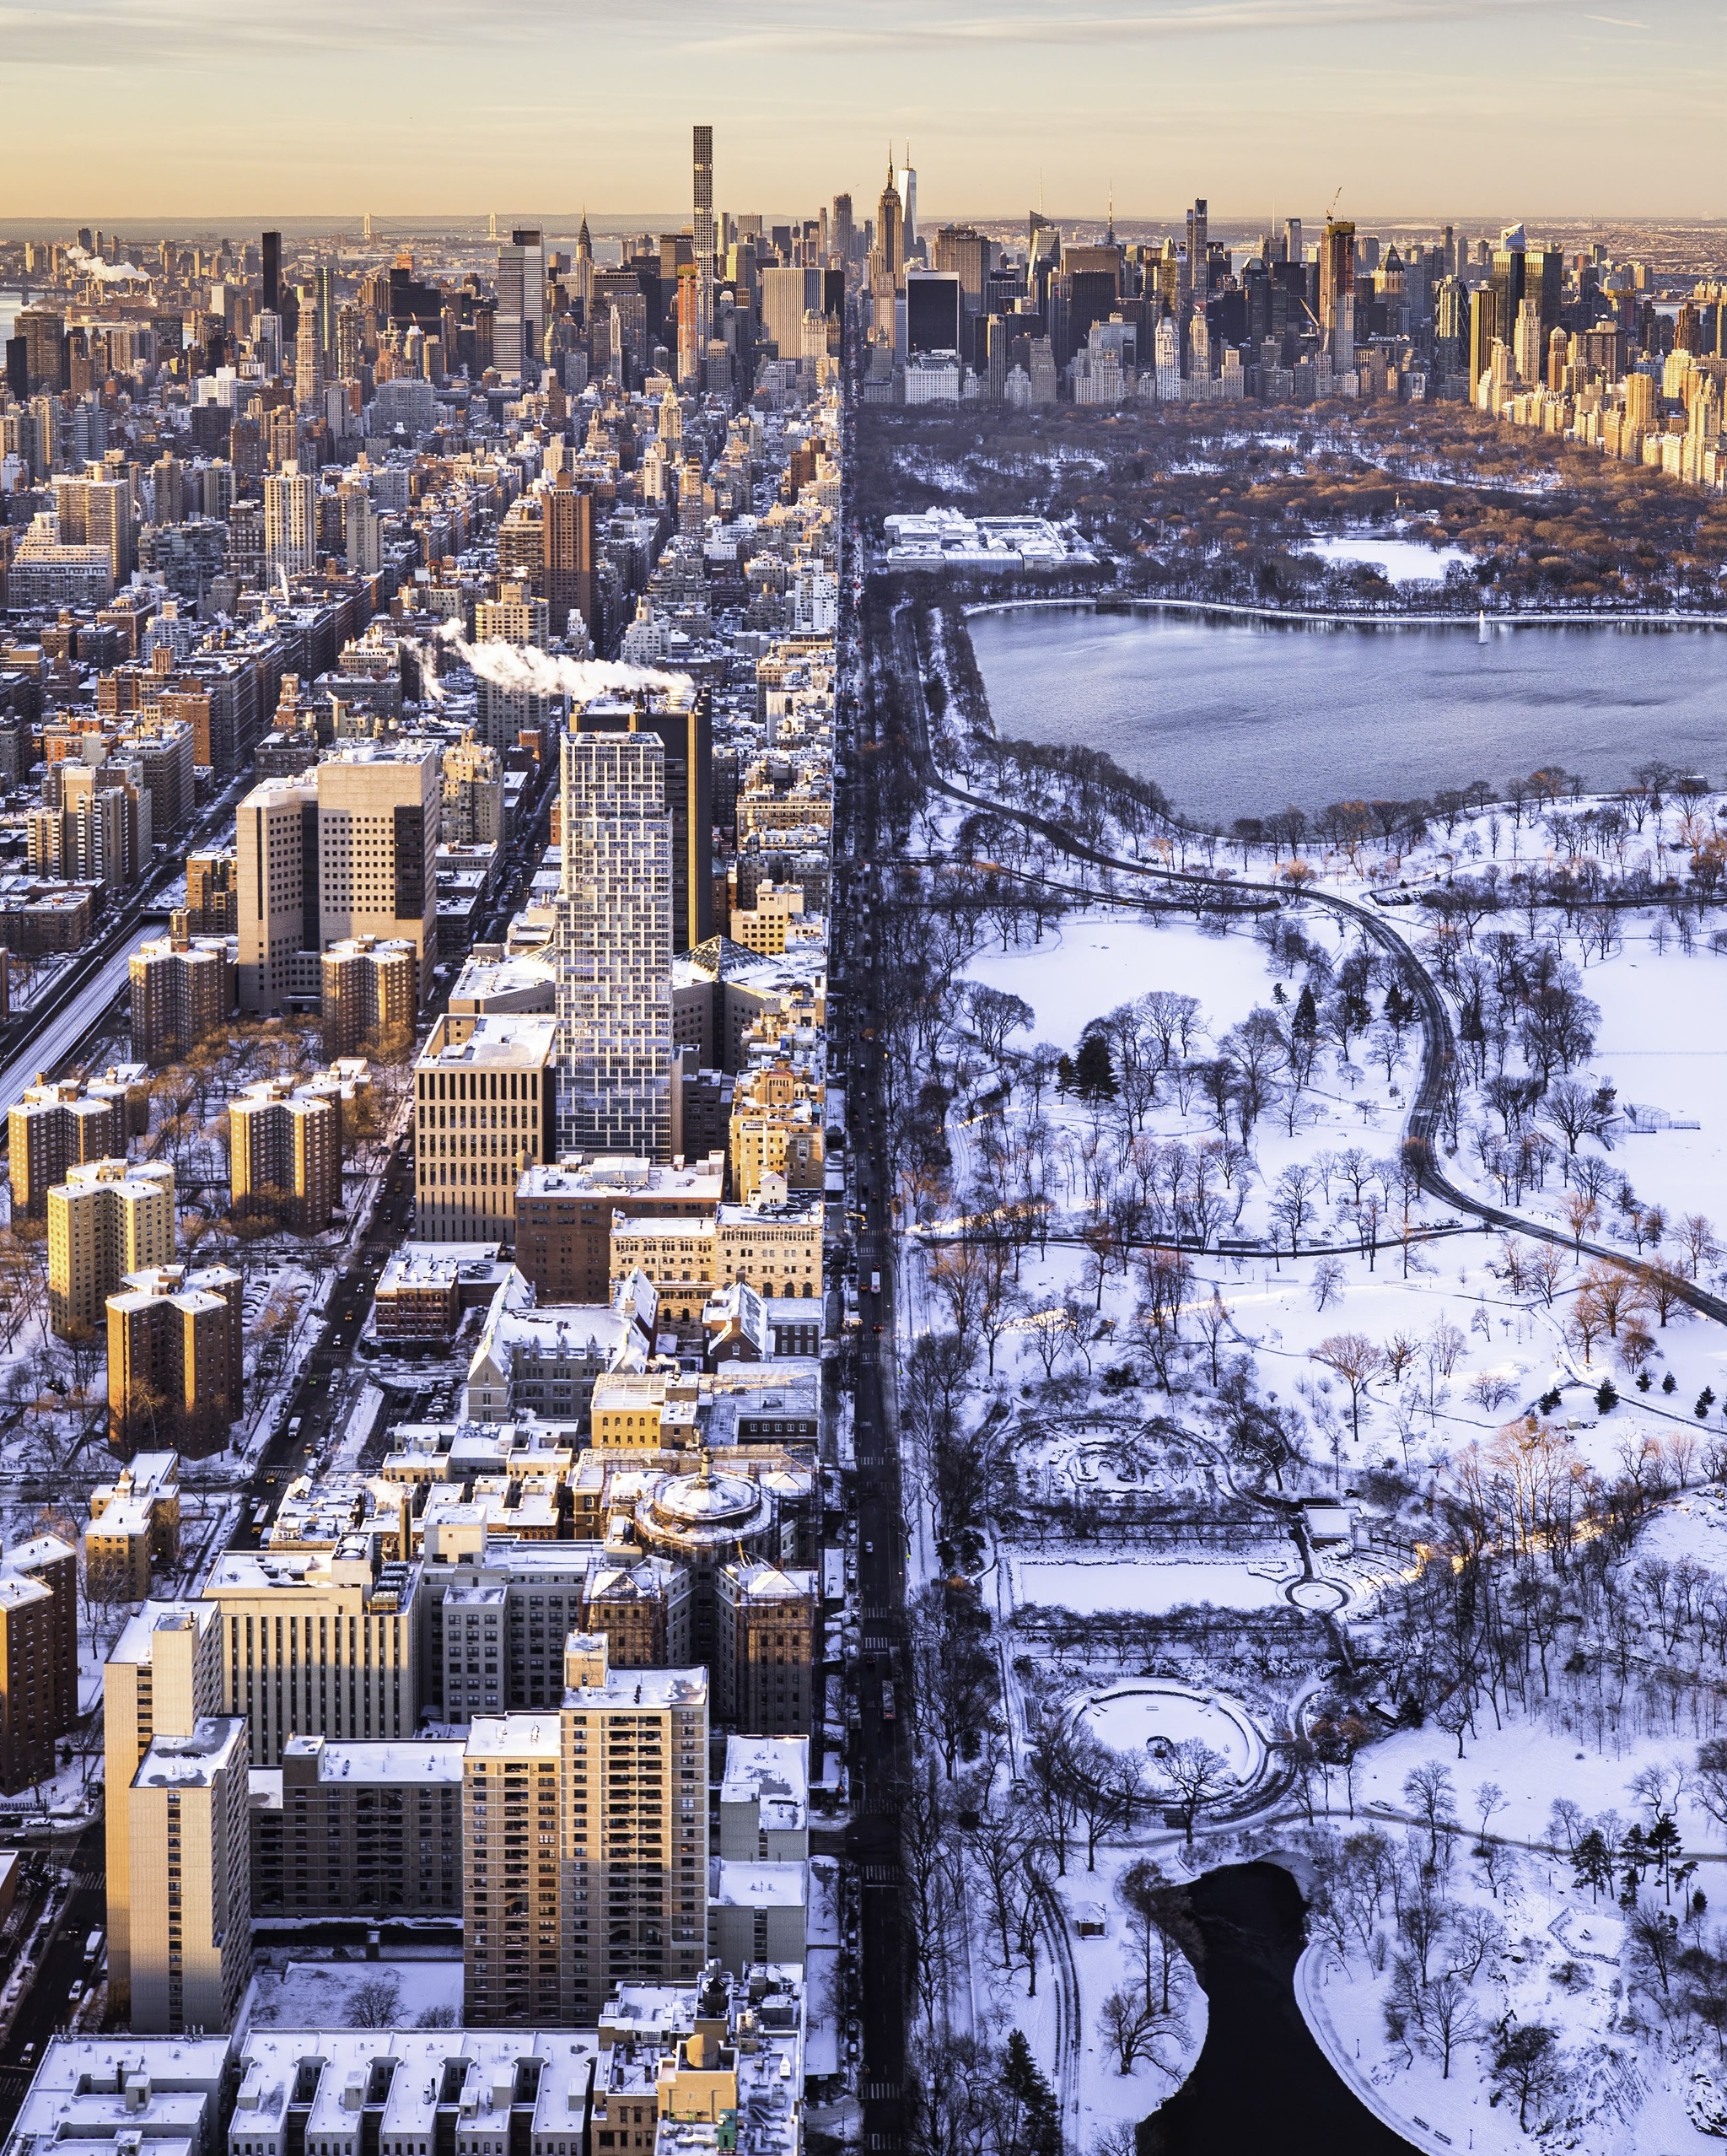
2,0,1724,226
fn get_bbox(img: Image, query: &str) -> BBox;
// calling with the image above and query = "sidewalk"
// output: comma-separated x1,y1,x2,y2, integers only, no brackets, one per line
1295,1947,1470,2154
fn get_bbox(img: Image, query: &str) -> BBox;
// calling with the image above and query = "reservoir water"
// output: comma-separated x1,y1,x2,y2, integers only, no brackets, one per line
968,603,1727,826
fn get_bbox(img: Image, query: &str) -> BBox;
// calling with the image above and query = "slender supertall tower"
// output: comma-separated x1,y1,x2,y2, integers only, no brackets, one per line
693,125,715,353
896,142,917,258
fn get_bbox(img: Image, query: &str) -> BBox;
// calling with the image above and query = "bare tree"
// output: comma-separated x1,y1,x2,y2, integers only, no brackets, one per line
1402,1761,1458,1867
1155,1738,1236,1847
1310,1333,1385,1442
1423,1966,1485,2079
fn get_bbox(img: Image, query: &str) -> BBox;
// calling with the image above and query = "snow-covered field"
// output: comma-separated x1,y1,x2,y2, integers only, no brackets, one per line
1010,1550,1297,1615
1306,534,1471,585
965,911,1274,1056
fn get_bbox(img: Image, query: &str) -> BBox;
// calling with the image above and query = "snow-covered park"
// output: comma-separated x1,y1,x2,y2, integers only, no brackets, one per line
882,644,1727,2156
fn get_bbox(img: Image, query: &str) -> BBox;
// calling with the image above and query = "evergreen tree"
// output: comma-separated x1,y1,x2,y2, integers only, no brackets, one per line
1001,2031,1060,2156
1293,983,1320,1039
1055,1053,1077,1096
1574,1825,1615,1901
1073,1030,1116,1101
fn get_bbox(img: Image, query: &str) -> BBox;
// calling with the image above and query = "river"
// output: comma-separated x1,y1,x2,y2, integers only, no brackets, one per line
967,602,1727,826
1143,1862,1415,2156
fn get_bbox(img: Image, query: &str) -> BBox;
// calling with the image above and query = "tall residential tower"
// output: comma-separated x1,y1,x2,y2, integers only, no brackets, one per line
553,732,674,1160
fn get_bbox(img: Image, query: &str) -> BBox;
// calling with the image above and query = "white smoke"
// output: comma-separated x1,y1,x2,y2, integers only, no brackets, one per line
443,627,691,704
66,244,147,285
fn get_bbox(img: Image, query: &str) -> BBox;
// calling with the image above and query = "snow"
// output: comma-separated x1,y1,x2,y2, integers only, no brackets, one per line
1010,1550,1297,1614
248,1954,465,2029
901,594,1727,2156
1076,1681,1266,1781
1057,1853,1210,2147
1574,930,1727,1230
1306,535,1470,585
964,913,1272,1053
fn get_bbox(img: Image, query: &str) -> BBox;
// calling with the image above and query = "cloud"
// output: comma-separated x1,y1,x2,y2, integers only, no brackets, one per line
682,0,1589,55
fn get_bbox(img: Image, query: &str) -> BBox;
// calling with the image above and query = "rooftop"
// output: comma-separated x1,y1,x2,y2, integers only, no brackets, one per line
419,1016,556,1067
134,1716,246,1788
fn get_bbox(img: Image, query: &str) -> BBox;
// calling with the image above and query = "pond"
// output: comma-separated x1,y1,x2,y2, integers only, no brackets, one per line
967,602,1727,825
1142,1862,1416,2156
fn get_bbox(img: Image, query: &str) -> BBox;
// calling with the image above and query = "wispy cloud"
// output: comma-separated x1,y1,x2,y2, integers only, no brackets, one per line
681,0,1590,56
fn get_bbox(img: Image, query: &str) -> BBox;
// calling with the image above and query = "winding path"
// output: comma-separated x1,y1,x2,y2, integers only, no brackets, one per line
890,601,1727,1330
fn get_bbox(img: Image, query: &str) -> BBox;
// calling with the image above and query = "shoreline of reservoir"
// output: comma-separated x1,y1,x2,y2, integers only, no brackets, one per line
962,598,1727,825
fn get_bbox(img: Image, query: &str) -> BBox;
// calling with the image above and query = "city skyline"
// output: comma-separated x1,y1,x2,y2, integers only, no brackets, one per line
3,0,1723,221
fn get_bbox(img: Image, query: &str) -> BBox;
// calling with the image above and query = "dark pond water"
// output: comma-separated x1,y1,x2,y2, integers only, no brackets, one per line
1141,1861,1415,2156
967,603,1727,825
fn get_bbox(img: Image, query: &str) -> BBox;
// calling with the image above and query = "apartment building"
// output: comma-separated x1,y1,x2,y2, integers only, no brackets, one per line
106,1263,244,1458
226,2029,600,2156
714,1562,819,1737
8,1075,126,1218
715,1181,822,1302
47,1158,175,1336
462,1631,708,2028
177,847,239,936
0,1570,58,1794
554,732,673,1162
515,1155,724,1303
229,1078,340,1232
321,935,417,1059
414,1014,557,1245
129,935,236,1064
126,1712,251,2033
202,1544,422,1765
3,1533,78,1741
250,1733,464,1916
103,1600,223,2016
606,1215,718,1330
87,1450,183,1601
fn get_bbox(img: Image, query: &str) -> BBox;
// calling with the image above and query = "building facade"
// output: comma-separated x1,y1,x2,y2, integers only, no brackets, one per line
47,1158,175,1336
554,733,673,1162
414,1013,556,1245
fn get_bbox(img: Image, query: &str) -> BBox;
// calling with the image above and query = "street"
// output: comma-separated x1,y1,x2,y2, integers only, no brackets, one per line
836,368,912,2155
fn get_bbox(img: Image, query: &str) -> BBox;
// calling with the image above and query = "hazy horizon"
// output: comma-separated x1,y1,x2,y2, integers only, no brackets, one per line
4,0,1724,224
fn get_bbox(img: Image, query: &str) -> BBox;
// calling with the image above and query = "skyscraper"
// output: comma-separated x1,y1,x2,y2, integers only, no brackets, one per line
1490,228,1527,358
896,144,917,258
261,229,281,318
262,459,315,578
1469,285,1499,391
875,158,903,281
571,684,713,951
1320,218,1356,355
554,731,674,1161
1186,198,1209,306
497,228,545,379
544,469,597,640
691,126,715,364
831,193,854,266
